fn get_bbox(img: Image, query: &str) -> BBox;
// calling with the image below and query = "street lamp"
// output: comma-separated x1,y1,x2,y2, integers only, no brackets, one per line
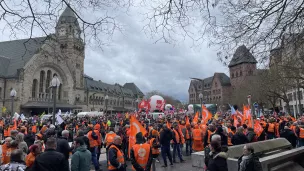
199,93,203,117
135,98,140,112
10,88,17,119
51,74,60,125
92,93,96,111
247,95,254,127
105,95,109,115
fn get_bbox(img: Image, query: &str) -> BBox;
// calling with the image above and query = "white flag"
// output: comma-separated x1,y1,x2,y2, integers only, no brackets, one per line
56,114,64,125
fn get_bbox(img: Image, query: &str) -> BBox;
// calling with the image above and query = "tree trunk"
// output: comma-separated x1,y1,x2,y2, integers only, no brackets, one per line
297,81,302,114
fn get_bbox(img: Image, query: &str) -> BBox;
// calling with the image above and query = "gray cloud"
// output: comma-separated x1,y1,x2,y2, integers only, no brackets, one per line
84,7,228,102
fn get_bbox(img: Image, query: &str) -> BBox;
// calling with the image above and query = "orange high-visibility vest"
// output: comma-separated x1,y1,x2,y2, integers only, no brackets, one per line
173,130,180,143
192,129,202,141
2,144,10,164
275,123,280,137
88,130,99,147
185,129,190,140
207,130,215,144
105,133,117,147
228,129,235,146
32,125,37,134
132,143,151,170
4,129,8,137
268,123,275,133
149,138,160,155
108,145,125,170
300,128,304,139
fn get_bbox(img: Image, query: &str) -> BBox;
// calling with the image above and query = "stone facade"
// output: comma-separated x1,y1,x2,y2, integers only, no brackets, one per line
0,7,144,116
189,45,258,106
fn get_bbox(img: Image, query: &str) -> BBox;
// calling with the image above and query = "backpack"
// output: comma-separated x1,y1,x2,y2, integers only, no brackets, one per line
91,130,98,140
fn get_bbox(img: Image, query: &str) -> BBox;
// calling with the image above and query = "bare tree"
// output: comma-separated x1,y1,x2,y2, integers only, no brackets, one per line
0,0,132,47
144,0,304,63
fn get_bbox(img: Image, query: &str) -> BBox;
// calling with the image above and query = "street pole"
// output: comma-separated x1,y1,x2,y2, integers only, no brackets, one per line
52,87,57,125
11,96,14,119
247,95,254,127
200,98,203,118
47,94,50,114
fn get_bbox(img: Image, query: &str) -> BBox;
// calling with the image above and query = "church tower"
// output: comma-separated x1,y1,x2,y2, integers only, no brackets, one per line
55,6,84,89
228,45,257,88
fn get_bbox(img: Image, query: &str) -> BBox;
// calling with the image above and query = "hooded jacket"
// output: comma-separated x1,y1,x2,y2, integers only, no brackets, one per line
71,145,91,171
237,153,263,171
207,152,228,171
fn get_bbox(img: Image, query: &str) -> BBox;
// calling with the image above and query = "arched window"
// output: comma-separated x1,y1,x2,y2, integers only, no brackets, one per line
39,71,45,93
236,71,238,77
240,70,243,76
58,84,62,100
231,73,234,78
46,70,52,93
32,79,38,98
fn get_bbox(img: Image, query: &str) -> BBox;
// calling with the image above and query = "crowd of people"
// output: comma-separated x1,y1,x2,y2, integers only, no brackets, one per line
0,110,301,171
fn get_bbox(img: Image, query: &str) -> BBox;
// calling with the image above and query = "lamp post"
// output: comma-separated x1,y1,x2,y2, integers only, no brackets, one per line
247,95,254,127
135,98,140,112
51,74,60,125
10,88,17,119
199,93,203,117
92,93,96,111
105,95,109,115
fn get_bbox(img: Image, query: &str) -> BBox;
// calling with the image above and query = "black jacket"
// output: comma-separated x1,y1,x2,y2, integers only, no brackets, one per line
32,149,69,171
237,154,263,171
108,144,127,171
160,128,173,146
232,132,249,145
246,131,256,143
280,128,297,148
207,152,228,171
24,133,35,148
56,137,71,160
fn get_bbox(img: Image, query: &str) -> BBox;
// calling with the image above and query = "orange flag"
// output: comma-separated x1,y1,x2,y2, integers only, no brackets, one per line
202,105,212,124
185,116,190,125
243,105,253,128
193,112,199,124
254,120,263,138
128,115,147,157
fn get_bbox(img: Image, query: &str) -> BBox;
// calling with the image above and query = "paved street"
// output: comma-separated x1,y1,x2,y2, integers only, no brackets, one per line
93,149,204,171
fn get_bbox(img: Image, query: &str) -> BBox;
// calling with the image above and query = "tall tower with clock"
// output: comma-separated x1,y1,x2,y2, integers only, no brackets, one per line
55,6,84,89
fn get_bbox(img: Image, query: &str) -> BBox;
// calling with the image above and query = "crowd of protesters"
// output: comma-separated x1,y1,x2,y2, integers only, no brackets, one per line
0,110,301,171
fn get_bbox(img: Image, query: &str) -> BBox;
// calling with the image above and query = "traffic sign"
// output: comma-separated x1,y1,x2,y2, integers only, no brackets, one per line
253,103,258,108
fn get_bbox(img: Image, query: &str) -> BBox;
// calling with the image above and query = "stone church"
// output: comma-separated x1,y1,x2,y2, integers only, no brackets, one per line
188,45,258,106
0,7,144,116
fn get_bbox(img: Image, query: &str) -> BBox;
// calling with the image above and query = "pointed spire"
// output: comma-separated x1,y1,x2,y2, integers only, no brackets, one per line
228,45,257,67
56,6,80,29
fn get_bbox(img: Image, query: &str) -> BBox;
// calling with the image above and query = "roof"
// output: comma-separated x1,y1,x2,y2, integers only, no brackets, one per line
84,76,141,98
57,6,80,30
203,76,214,87
0,37,46,77
123,83,144,97
228,45,257,67
214,73,231,86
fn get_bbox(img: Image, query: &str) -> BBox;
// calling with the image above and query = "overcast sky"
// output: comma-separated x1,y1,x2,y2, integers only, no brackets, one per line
0,1,228,102
83,5,228,102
